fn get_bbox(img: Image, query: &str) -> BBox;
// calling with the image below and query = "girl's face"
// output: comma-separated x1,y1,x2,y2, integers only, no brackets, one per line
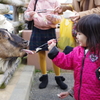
76,32,87,47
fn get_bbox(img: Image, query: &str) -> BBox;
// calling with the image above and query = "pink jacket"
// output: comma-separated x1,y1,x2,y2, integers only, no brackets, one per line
52,46,100,100
24,0,60,30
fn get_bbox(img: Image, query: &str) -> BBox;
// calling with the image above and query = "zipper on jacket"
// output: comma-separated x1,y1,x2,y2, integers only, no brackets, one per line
78,52,86,100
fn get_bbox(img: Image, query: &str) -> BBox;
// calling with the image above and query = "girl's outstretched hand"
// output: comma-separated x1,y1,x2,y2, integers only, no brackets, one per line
47,39,56,51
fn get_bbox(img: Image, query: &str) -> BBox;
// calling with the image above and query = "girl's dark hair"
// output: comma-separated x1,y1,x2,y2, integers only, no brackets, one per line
76,14,100,55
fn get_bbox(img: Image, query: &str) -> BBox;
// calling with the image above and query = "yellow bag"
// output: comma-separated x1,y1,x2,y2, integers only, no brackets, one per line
57,18,76,50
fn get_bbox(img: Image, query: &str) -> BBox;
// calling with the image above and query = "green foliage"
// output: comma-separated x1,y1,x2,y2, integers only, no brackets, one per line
0,83,6,89
0,72,4,74
17,7,26,13
17,24,25,30
35,69,53,73
21,56,27,64
35,69,41,73
47,70,53,73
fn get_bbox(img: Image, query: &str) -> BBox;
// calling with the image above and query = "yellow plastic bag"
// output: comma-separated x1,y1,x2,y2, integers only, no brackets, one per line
57,18,76,50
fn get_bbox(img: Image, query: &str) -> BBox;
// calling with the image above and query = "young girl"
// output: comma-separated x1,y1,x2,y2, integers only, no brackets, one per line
24,0,67,89
47,14,100,100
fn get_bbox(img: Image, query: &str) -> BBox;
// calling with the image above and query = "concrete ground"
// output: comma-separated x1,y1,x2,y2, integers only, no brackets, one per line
0,64,74,100
29,72,74,100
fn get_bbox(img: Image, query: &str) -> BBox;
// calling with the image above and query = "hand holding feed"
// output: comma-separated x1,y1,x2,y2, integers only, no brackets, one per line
46,14,52,21
46,14,61,24
29,11,35,18
57,92,70,99
54,6,62,14
47,39,56,51
70,11,80,22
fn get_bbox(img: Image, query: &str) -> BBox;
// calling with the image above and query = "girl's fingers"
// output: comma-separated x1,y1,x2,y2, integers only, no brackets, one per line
48,39,56,44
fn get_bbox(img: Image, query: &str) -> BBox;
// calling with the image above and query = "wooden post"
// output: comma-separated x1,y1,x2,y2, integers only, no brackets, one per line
13,6,19,34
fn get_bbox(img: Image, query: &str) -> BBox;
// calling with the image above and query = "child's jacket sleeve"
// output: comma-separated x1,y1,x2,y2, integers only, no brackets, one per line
48,46,74,70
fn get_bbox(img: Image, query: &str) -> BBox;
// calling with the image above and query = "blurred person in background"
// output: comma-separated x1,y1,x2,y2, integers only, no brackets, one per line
55,0,100,22
24,0,68,90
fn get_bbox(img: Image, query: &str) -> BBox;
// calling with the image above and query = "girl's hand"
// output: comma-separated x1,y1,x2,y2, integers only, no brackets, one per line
47,39,56,51
57,92,70,99
70,11,80,22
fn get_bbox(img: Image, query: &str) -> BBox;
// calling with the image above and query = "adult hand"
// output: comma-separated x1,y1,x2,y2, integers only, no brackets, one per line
47,39,56,51
29,11,35,17
46,14,61,24
54,6,62,14
46,14,52,21
70,11,80,22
